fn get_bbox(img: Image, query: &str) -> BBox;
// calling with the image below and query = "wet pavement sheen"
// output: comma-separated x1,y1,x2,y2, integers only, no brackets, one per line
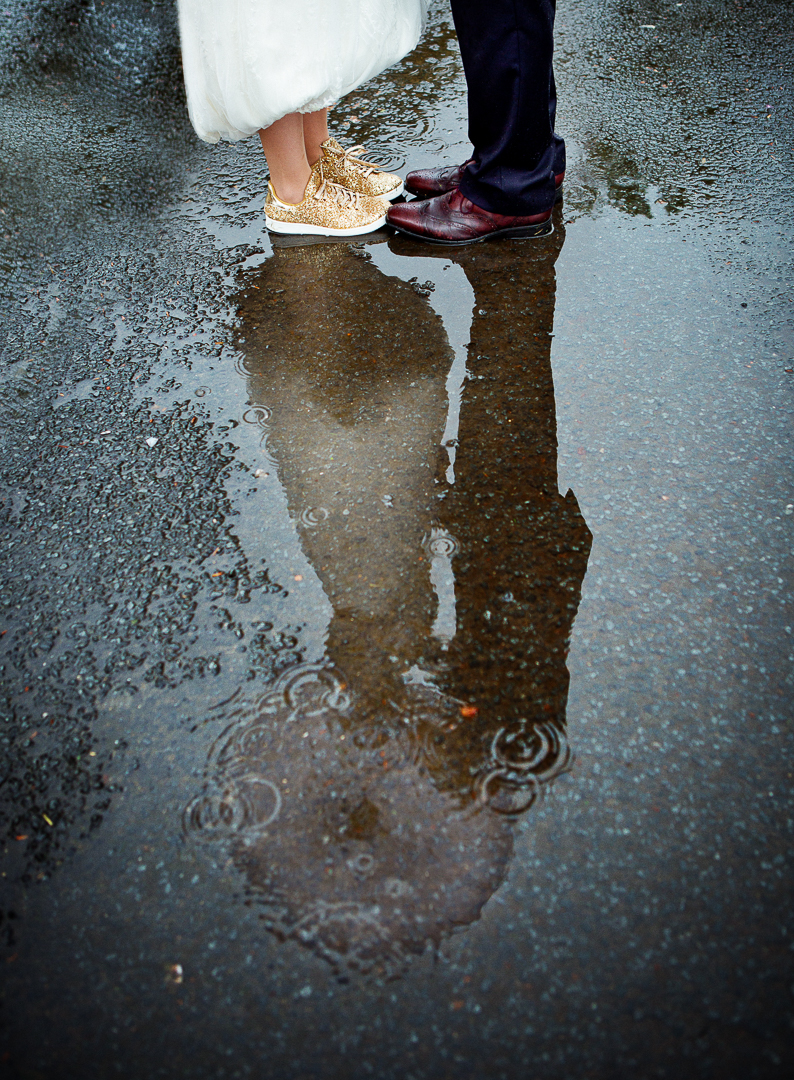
0,2,793,1078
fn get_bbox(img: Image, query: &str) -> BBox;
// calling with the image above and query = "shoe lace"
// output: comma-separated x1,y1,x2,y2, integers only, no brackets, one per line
328,143,383,177
313,166,363,209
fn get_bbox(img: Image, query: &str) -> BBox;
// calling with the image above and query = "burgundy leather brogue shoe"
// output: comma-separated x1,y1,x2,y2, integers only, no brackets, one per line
405,160,565,200
386,188,553,246
404,159,474,197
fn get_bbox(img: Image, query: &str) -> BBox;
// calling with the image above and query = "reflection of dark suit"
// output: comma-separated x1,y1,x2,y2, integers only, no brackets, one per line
388,226,591,789
451,0,564,216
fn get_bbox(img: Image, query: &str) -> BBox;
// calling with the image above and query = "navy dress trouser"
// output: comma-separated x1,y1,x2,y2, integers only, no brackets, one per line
449,0,564,216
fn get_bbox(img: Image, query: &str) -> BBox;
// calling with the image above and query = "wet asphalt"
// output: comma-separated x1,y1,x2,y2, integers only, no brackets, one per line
0,1,793,1078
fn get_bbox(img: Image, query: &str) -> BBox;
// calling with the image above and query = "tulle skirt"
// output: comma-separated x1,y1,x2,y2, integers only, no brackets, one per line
177,0,427,143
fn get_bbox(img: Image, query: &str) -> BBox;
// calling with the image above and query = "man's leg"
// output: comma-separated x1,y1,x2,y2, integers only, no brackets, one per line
450,0,562,216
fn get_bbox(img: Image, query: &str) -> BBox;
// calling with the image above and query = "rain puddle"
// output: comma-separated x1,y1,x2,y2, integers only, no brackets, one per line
180,231,591,972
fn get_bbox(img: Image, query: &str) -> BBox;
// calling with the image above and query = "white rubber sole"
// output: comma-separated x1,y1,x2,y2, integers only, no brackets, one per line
384,180,404,201
265,213,387,237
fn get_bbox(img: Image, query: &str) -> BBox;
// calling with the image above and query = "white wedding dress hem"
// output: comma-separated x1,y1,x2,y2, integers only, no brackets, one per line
177,1,428,144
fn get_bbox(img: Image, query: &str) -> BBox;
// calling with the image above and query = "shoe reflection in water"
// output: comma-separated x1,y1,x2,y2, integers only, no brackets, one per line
184,221,592,975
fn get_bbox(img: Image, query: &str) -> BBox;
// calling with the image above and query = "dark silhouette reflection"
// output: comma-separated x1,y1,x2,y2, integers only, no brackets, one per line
185,221,591,975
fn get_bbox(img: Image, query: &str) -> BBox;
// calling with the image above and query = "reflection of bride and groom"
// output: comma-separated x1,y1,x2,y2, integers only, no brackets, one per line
185,222,591,974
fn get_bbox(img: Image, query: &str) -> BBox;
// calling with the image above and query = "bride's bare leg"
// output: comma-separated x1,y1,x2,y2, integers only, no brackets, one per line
302,109,330,166
258,113,311,204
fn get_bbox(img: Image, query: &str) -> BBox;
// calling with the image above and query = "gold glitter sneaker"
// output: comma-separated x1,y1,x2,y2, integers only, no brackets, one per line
319,138,404,201
265,166,388,236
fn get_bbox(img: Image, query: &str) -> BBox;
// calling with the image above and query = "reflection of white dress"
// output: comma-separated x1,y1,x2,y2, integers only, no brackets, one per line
177,0,427,143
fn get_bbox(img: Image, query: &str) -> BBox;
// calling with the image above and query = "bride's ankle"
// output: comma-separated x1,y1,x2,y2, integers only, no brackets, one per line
304,144,324,169
270,172,311,205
